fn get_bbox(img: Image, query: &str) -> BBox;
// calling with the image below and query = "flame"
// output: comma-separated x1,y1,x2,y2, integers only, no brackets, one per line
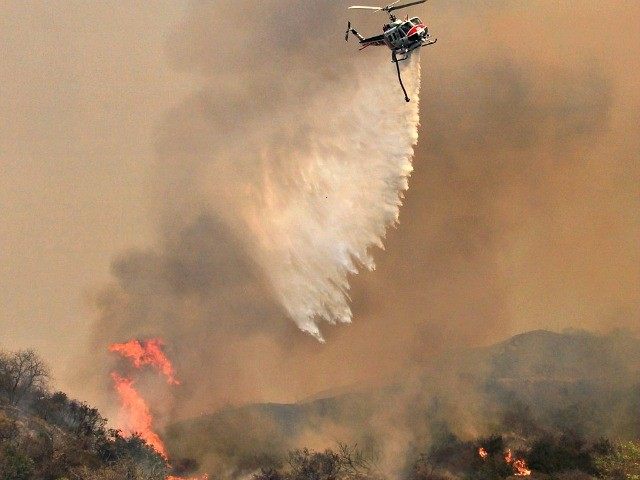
109,338,180,384
503,448,531,476
109,338,209,478
512,459,532,476
110,372,168,458
504,448,513,464
168,476,209,480
478,447,489,459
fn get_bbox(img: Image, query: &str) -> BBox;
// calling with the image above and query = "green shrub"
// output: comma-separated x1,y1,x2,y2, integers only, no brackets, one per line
0,444,35,480
595,441,640,480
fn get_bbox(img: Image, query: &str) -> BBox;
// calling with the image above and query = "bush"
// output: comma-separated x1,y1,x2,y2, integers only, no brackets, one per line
0,412,18,442
0,444,35,480
594,441,640,480
96,430,168,479
526,434,597,474
254,444,378,480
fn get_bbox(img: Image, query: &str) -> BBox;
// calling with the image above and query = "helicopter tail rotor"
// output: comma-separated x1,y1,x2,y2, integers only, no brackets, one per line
345,22,365,42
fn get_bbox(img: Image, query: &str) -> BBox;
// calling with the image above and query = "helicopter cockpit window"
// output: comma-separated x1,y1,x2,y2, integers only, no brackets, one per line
400,23,411,35
411,17,422,25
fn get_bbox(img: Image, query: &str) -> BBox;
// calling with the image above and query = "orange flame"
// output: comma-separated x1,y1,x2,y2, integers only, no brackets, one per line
110,372,167,458
478,447,489,459
503,448,531,476
504,448,513,464
109,338,180,385
109,338,209,478
512,459,532,476
168,476,209,480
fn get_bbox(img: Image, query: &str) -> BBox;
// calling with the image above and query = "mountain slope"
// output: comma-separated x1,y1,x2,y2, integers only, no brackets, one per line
165,330,640,475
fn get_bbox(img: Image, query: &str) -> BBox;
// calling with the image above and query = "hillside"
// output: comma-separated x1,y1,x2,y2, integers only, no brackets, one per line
165,330,640,475
0,350,168,479
2,330,638,479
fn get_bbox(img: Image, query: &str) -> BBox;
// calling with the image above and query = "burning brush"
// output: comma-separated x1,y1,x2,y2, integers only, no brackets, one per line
109,337,207,480
109,338,180,385
477,446,532,476
110,371,168,457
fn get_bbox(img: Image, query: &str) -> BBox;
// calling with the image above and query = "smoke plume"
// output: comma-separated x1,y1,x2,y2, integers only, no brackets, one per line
157,18,422,339
75,0,639,475
85,0,425,422
173,53,421,340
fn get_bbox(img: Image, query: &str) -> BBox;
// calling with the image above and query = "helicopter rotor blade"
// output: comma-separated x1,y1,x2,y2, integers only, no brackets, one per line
387,0,427,13
348,2,399,11
348,5,384,11
347,0,424,13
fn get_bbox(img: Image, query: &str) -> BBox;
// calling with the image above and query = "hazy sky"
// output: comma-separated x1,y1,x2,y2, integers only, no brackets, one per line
1,1,192,382
1,1,638,405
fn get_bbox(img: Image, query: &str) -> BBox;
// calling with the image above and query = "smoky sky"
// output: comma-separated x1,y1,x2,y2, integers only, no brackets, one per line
0,0,637,433
75,0,640,425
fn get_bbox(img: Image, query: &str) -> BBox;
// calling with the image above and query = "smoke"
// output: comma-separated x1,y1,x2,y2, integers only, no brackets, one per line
171,53,421,340
74,0,639,476
84,0,424,419
152,1,422,340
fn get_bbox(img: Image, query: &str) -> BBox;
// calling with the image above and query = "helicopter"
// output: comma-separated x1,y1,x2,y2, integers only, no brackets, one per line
345,0,436,102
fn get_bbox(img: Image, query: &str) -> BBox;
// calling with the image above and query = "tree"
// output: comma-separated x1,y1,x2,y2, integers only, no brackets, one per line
0,350,50,405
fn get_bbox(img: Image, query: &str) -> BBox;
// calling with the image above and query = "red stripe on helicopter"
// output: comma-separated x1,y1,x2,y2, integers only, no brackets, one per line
407,24,426,36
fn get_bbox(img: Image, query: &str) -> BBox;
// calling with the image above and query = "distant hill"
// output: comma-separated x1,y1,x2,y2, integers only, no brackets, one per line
483,330,640,439
165,330,640,475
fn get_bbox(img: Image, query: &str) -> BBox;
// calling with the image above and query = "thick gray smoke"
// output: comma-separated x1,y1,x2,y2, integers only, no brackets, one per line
158,7,421,339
